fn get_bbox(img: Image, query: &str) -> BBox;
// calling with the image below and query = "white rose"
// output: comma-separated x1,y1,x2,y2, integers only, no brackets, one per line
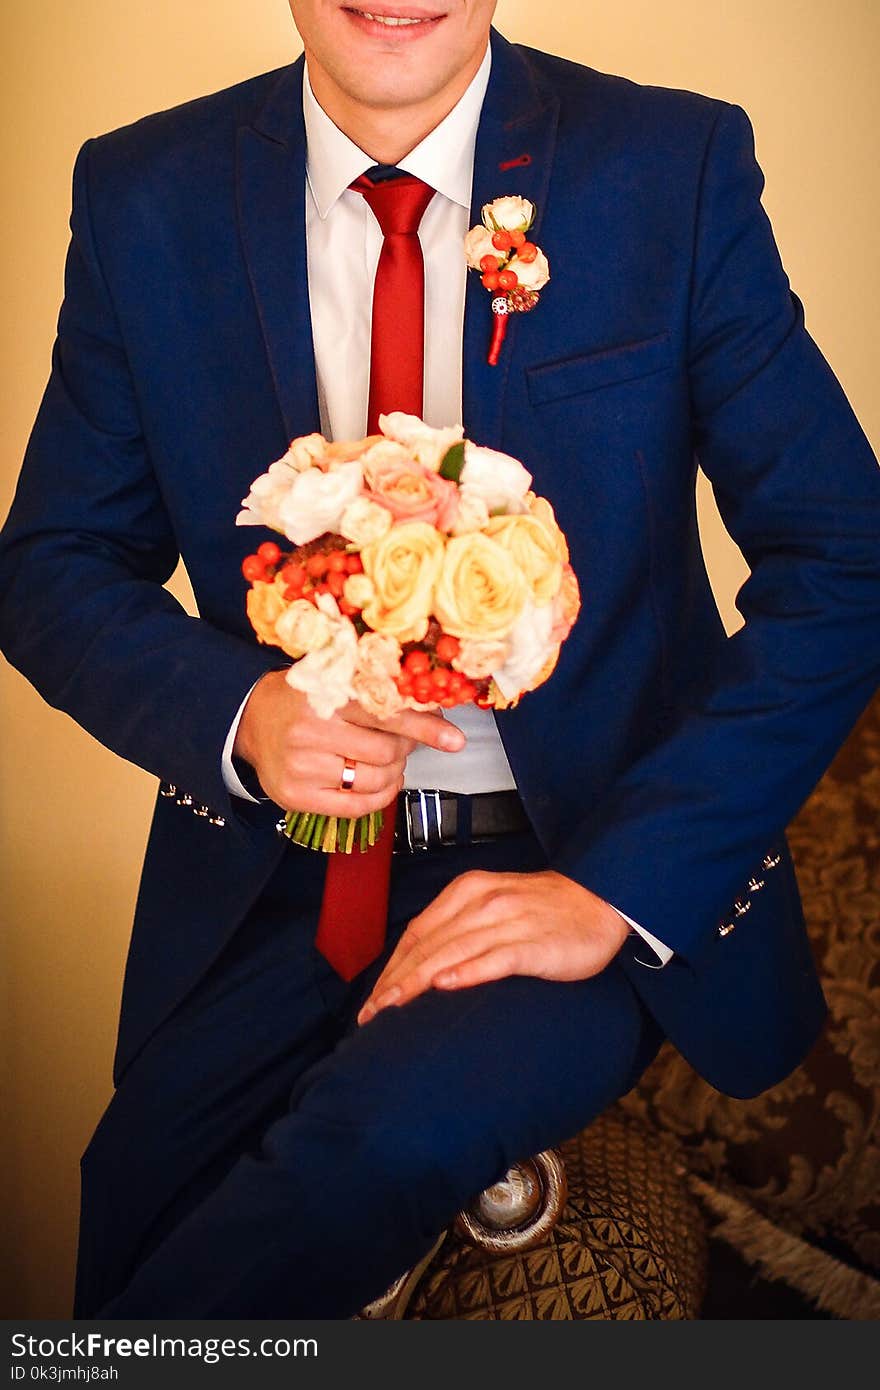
274,599,332,659
481,196,535,233
450,489,490,535
464,224,498,270
459,443,533,513
284,595,358,719
492,599,556,700
339,495,393,547
509,249,550,292
342,572,376,609
236,457,297,532
378,412,464,473
278,460,363,545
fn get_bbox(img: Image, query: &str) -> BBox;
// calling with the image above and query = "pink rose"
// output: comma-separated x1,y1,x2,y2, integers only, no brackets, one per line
366,458,460,531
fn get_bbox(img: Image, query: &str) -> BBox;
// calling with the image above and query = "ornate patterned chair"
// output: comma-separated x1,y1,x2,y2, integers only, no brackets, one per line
361,1112,707,1320
618,693,880,1320
361,694,880,1321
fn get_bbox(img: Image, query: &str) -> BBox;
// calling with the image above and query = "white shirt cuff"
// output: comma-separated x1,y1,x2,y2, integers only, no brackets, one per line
611,906,674,969
221,680,264,803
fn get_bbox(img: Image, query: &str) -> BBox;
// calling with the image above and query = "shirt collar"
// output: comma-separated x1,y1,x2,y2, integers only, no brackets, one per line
303,42,492,219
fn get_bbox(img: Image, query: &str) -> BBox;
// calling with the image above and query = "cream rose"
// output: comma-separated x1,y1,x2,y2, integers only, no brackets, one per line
528,493,569,563
342,572,375,610
492,599,557,700
464,224,497,269
284,433,328,472
360,438,414,472
274,598,332,659
246,575,289,647
284,595,358,718
452,637,510,681
433,533,528,641
323,435,382,465
483,514,563,605
339,495,393,547
509,248,550,291
360,521,445,644
352,632,404,721
459,443,533,513
378,413,465,473
278,460,363,546
482,196,535,232
450,490,490,535
550,564,581,642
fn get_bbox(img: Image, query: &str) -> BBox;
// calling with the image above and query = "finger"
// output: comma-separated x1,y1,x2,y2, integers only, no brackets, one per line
432,942,547,992
376,909,529,998
368,870,514,995
308,752,406,796
280,782,401,819
347,703,466,754
306,717,411,769
358,927,533,1024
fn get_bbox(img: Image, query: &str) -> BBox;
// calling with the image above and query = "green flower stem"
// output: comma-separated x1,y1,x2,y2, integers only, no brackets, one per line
281,808,384,854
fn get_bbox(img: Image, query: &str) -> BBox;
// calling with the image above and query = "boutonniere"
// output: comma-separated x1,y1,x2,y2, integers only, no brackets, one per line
464,196,550,366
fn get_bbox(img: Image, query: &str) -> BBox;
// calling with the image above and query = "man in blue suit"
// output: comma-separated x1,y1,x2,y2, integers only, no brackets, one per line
2,1,878,1317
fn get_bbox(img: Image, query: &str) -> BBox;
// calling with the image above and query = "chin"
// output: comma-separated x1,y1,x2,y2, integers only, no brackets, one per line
333,51,455,110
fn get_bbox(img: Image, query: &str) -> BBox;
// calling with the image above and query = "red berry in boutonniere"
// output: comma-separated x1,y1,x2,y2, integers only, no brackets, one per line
464,195,550,366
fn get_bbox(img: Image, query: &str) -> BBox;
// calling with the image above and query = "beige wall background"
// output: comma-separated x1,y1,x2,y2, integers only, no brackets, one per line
2,0,877,1318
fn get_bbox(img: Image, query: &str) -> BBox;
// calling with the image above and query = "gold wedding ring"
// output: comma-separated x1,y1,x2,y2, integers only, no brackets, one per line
340,757,357,792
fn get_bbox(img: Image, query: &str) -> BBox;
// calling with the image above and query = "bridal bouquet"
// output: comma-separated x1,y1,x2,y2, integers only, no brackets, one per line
237,412,580,851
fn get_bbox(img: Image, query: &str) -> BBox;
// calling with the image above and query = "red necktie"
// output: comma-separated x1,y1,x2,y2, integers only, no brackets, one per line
313,170,435,981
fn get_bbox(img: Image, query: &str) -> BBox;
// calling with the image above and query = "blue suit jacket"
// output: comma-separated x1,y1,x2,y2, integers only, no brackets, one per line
2,30,879,1099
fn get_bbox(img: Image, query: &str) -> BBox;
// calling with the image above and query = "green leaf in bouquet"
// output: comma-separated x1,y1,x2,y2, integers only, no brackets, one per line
439,441,465,483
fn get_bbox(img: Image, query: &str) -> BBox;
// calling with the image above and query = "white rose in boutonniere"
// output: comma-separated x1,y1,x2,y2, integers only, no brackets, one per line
466,195,548,365
508,248,550,292
482,196,535,233
464,225,498,270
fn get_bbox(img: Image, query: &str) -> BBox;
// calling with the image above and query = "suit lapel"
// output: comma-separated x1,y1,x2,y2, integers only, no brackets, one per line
236,57,321,442
236,37,559,450
463,30,560,449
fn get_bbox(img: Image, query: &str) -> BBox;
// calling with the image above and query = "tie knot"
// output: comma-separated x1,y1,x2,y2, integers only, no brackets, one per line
351,172,435,237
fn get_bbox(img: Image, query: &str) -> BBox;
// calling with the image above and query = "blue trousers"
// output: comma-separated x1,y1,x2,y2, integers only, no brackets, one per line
74,826,663,1318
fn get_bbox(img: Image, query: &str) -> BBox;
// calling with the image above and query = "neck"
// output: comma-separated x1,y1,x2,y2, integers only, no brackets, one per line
304,49,485,164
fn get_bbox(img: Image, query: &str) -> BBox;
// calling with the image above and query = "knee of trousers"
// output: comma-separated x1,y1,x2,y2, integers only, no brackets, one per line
282,1079,513,1243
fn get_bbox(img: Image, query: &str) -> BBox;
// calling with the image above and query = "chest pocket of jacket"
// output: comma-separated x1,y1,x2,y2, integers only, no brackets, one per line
526,330,674,407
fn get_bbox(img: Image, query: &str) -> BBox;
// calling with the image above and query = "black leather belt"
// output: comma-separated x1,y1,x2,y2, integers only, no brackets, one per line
393,788,530,853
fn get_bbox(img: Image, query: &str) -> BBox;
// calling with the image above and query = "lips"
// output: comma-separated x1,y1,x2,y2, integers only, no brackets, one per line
342,6,446,33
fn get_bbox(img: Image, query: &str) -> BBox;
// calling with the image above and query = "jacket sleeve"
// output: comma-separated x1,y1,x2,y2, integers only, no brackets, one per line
0,139,281,820
553,102,880,967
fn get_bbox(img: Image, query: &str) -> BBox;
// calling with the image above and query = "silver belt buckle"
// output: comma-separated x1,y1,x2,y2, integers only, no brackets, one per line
401,788,445,851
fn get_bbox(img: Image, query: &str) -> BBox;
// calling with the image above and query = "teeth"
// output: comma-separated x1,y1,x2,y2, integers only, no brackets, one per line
358,12,428,24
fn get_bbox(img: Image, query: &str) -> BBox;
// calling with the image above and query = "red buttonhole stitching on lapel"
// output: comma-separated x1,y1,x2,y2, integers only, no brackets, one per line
498,154,532,171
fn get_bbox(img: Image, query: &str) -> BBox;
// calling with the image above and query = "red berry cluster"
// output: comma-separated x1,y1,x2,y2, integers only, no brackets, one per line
396,635,481,709
479,228,539,293
241,540,365,617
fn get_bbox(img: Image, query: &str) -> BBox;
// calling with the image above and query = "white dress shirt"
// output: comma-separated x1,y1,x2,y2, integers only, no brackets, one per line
221,45,672,966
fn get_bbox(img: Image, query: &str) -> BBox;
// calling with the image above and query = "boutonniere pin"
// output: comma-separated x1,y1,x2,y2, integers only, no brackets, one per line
464,196,550,366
